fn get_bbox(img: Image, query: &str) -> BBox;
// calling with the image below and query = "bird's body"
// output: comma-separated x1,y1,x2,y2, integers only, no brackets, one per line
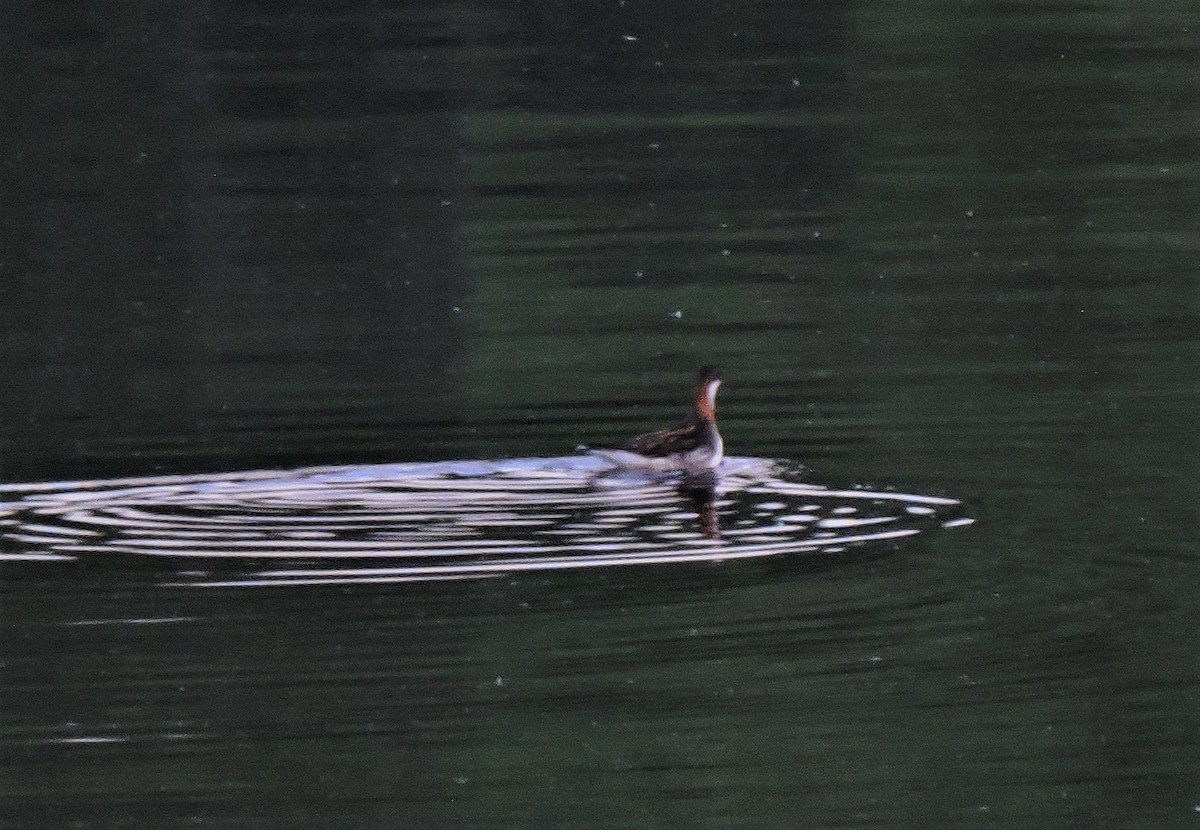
589,366,724,476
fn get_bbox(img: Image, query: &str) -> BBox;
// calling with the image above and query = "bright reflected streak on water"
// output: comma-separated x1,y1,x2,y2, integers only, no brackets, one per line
0,552,77,561
0,456,971,586
64,617,199,626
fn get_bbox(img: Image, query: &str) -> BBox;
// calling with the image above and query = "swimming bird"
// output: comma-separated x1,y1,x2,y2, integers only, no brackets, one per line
589,365,724,478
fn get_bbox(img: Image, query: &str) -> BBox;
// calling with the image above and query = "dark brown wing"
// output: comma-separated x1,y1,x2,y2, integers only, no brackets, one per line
621,421,701,457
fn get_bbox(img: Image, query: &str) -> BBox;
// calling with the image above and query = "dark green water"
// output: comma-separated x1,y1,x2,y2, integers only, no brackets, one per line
2,1,1198,827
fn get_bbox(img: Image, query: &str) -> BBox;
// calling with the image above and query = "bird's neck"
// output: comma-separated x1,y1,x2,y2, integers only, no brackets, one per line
693,380,719,421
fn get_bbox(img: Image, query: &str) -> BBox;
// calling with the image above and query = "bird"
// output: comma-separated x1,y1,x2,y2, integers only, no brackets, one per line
588,366,724,478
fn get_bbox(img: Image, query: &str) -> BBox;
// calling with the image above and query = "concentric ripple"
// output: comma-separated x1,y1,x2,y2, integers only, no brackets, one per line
0,456,972,586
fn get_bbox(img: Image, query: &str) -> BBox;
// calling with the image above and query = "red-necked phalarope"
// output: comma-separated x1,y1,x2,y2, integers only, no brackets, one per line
589,366,724,476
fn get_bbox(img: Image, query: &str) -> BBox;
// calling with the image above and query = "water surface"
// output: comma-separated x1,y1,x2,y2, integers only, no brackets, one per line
0,456,971,585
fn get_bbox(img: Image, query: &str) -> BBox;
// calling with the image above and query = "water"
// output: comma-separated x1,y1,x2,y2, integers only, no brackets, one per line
2,1,1198,828
0,457,971,584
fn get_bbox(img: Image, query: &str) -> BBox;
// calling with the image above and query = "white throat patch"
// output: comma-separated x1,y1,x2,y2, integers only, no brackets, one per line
705,379,721,410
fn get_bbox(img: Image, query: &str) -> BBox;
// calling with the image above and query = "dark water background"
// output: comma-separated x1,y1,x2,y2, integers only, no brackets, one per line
2,1,1198,827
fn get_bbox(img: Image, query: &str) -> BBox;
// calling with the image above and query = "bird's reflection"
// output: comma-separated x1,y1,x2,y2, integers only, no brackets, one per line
678,472,719,538
586,468,721,537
